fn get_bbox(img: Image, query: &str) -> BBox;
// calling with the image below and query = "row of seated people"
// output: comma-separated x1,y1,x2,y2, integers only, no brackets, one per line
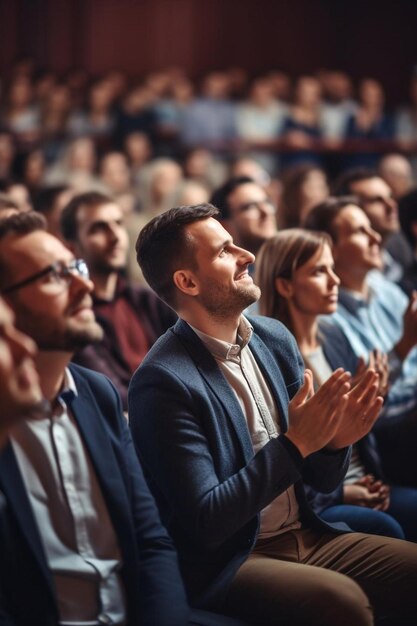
4,61,417,172
1,170,417,623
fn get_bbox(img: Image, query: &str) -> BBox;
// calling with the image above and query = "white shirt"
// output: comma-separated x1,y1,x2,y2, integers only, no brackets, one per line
191,317,301,538
11,369,126,626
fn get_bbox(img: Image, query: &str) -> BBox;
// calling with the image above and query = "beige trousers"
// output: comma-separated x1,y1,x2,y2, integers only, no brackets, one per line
223,529,417,626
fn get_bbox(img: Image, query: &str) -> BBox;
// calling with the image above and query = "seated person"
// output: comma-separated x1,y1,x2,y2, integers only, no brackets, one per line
305,196,417,486
0,296,42,448
399,189,417,295
60,191,176,410
129,203,417,626
256,229,417,541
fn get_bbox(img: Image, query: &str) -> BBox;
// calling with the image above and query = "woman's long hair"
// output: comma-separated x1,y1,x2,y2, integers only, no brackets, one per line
256,228,332,334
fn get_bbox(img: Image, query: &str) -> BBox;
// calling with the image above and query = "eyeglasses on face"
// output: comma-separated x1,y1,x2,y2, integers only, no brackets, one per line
2,259,90,295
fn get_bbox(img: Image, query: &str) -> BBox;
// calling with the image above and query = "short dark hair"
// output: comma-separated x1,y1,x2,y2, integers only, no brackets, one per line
399,190,417,247
33,185,69,215
60,191,114,242
0,211,47,288
332,168,378,196
136,204,219,307
304,196,360,242
210,176,254,219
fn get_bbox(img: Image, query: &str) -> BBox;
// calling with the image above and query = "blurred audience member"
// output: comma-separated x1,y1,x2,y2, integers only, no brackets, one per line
236,77,287,173
12,148,46,196
395,74,417,175
61,192,176,410
378,153,414,200
40,82,72,162
175,180,210,206
32,184,73,240
281,76,323,169
333,167,413,280
211,176,277,256
3,182,32,213
3,76,40,147
183,147,226,190
320,71,357,141
399,190,417,295
179,71,236,149
280,163,329,228
344,79,394,169
99,151,137,215
124,131,152,187
68,79,115,143
114,85,157,148
140,157,183,218
45,137,103,191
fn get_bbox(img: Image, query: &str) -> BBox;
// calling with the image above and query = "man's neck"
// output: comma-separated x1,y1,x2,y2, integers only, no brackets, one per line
181,309,241,344
35,351,72,403
91,272,119,301
336,267,369,298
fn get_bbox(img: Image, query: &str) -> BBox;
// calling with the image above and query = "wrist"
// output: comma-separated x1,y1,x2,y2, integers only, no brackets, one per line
394,336,411,362
282,432,309,458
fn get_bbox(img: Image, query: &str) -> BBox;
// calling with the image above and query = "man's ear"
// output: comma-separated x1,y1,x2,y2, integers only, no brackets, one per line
275,277,293,299
173,269,200,297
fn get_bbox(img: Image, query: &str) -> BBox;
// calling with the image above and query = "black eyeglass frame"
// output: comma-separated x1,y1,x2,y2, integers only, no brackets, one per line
2,259,89,295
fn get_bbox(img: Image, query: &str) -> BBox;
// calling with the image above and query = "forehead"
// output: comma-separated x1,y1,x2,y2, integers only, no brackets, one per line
227,183,267,208
296,241,333,272
351,176,390,197
77,202,123,226
186,217,230,250
334,205,370,234
3,230,73,277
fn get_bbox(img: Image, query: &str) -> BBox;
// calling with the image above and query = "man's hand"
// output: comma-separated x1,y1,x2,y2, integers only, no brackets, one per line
395,291,417,361
343,475,390,511
326,369,383,450
286,368,351,458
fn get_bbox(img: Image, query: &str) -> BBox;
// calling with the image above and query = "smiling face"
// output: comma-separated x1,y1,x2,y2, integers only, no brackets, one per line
332,204,383,279
3,230,103,352
0,297,42,432
225,182,277,253
179,217,260,318
73,202,129,276
349,176,399,238
285,243,340,317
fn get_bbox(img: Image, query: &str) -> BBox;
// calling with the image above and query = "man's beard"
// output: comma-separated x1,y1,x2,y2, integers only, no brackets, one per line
199,278,260,320
15,302,104,352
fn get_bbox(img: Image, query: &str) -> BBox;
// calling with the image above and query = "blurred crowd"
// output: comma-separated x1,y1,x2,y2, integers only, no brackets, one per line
2,58,417,223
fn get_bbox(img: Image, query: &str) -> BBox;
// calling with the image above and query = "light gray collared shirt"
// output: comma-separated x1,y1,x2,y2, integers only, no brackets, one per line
11,369,126,626
191,316,301,538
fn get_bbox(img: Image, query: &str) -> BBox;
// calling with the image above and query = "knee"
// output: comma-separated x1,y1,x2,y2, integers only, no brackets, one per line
304,575,373,626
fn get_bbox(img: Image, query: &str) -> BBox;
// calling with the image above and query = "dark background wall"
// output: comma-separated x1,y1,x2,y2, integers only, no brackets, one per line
1,0,417,103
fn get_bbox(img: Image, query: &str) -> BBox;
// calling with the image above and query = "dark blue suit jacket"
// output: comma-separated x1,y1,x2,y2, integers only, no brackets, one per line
0,364,189,626
128,317,351,610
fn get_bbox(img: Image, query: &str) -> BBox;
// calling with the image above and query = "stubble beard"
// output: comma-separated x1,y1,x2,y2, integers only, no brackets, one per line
200,280,261,321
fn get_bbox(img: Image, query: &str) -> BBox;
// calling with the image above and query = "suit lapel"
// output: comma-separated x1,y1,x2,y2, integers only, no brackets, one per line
249,333,290,432
173,320,253,461
0,443,55,594
69,370,138,569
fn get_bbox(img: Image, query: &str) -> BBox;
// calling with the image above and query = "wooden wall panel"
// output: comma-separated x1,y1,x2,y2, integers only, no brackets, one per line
1,0,417,103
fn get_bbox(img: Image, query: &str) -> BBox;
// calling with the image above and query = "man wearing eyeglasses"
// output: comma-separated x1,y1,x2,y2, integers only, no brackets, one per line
333,168,413,281
0,211,190,626
211,177,277,258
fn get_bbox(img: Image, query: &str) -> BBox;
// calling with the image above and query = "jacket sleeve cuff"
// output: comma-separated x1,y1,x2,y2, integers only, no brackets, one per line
278,434,304,469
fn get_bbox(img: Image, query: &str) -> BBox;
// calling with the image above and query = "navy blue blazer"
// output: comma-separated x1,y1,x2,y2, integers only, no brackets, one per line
0,364,189,626
128,317,351,610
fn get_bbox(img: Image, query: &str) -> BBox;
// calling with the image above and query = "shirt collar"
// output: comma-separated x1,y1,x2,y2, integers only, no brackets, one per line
190,315,253,361
57,367,78,410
